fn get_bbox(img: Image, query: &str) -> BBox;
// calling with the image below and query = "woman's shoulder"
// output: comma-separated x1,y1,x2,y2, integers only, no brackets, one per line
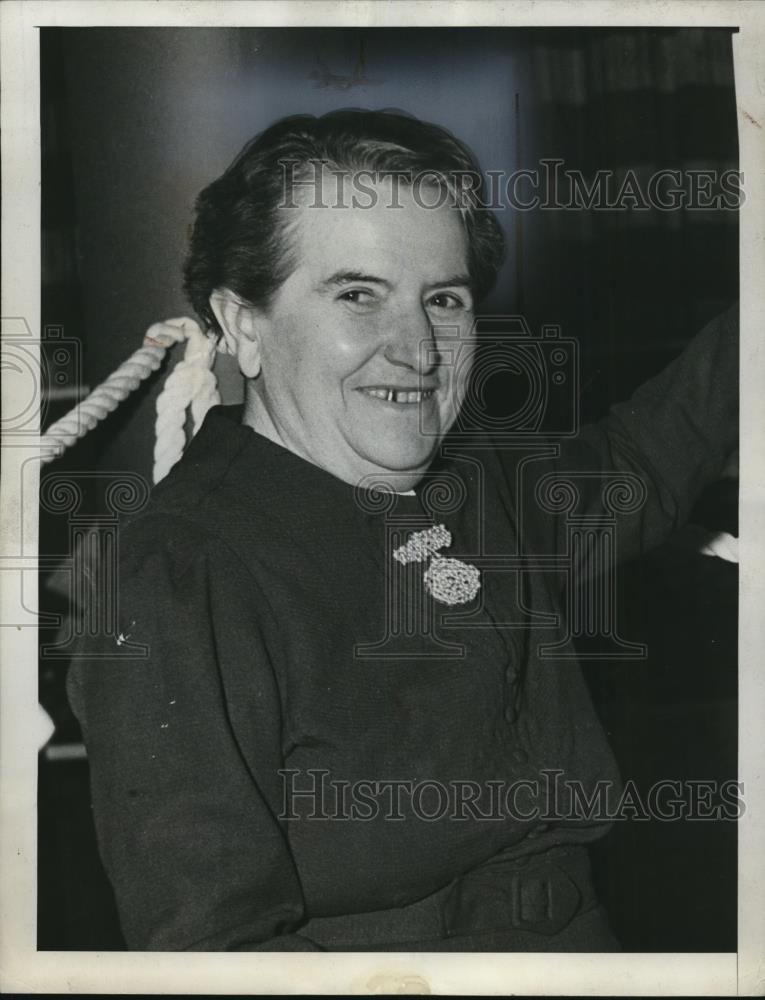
120,508,222,568
118,506,272,607
118,411,267,566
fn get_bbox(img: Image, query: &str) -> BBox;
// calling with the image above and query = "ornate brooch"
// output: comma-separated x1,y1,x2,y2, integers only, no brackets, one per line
393,524,481,606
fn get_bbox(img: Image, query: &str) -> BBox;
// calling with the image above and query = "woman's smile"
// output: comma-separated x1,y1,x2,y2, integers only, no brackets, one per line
357,386,438,405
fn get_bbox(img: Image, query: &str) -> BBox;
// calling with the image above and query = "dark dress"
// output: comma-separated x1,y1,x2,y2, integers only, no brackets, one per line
67,306,738,951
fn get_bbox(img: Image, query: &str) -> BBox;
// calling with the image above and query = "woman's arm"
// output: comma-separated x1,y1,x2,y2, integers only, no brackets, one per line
513,304,739,566
66,514,322,951
579,302,738,557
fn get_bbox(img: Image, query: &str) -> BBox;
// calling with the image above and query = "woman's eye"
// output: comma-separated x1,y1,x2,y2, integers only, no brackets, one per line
428,292,467,311
338,289,375,306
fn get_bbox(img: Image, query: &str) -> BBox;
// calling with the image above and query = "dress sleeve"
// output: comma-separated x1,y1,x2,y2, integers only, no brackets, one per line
518,303,738,565
66,513,322,951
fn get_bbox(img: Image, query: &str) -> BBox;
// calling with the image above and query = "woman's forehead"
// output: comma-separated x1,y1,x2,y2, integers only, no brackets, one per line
286,178,470,283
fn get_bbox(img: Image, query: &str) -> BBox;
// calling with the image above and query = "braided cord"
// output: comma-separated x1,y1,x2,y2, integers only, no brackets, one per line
152,320,220,484
40,317,220,484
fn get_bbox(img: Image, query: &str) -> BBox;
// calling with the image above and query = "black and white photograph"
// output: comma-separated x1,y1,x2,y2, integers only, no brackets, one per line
1,1,764,995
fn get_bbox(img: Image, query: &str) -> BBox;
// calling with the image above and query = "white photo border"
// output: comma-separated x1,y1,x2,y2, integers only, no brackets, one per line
1,1,763,994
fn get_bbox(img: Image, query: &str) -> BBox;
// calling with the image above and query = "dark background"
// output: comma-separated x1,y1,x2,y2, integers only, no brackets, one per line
39,26,738,951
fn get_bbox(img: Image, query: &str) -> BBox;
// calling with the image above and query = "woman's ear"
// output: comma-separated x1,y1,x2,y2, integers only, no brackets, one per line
209,288,262,379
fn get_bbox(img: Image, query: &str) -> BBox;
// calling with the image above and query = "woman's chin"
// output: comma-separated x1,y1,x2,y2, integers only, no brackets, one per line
356,436,439,477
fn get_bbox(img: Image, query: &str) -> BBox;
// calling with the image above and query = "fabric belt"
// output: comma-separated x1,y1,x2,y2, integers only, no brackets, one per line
301,845,601,950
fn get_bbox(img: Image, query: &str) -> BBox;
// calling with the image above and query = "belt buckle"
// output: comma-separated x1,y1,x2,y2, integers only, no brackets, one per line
443,862,583,938
511,866,581,934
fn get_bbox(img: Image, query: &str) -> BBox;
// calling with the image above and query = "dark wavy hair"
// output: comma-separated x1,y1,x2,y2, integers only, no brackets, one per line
183,109,505,333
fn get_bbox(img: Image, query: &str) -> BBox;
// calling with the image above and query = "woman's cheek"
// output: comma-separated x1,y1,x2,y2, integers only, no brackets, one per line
333,314,381,360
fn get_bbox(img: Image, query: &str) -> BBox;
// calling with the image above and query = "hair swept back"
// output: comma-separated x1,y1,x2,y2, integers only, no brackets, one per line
183,108,505,333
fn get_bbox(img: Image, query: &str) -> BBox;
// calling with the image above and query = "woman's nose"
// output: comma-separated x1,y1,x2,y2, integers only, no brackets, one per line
383,307,439,373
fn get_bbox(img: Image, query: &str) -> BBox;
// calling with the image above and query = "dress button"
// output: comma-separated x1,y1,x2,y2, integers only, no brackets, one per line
512,747,528,764
504,705,517,724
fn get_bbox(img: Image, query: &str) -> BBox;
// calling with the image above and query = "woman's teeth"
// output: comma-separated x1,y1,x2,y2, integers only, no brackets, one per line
364,388,435,404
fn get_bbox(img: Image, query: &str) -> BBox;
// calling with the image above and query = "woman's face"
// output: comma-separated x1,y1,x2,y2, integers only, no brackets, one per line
244,176,476,489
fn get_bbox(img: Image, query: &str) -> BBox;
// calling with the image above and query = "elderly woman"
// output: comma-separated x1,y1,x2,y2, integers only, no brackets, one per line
67,109,737,951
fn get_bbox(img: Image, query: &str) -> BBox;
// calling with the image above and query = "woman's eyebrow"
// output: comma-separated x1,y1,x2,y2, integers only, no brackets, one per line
320,270,392,289
424,274,472,291
319,271,473,291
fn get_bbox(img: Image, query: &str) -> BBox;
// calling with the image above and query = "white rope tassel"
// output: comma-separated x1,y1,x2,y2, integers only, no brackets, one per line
40,317,221,485
39,326,180,464
152,318,220,485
